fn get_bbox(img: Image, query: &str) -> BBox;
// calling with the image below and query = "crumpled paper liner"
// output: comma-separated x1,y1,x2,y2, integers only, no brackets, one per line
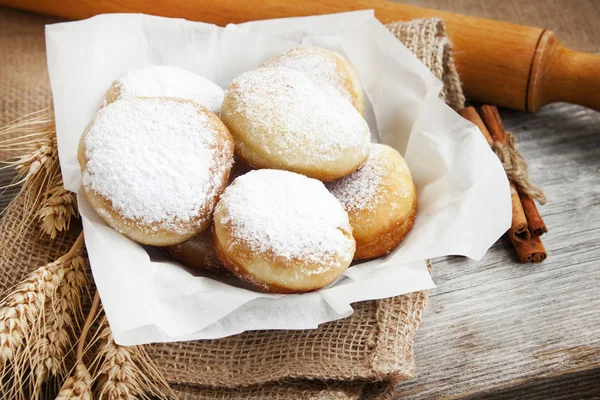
0,16,464,400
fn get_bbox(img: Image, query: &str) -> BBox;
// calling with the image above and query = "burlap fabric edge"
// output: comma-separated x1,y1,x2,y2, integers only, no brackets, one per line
0,17,464,400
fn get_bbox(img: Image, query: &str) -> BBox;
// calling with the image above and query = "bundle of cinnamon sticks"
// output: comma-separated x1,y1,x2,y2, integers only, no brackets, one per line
459,105,547,263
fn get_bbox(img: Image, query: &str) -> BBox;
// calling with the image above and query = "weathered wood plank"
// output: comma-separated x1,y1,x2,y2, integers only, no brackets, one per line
396,102,600,398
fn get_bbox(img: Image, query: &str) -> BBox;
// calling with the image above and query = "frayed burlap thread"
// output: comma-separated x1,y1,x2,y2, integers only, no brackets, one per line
386,18,466,111
0,17,464,400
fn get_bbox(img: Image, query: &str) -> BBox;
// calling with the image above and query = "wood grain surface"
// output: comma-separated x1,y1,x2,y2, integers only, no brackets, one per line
395,102,600,398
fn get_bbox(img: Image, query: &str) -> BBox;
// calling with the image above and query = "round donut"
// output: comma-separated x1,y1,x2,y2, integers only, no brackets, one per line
262,46,365,115
162,229,228,274
79,97,234,246
213,169,355,293
326,143,417,260
220,67,370,182
104,66,224,114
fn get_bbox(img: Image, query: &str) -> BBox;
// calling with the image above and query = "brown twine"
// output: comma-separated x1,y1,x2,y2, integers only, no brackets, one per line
492,131,547,205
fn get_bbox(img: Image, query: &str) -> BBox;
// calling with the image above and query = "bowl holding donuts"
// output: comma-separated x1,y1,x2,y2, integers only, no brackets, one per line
78,46,418,294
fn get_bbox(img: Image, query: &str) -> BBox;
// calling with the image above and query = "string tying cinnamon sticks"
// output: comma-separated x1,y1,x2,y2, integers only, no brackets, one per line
460,105,548,263
491,132,547,205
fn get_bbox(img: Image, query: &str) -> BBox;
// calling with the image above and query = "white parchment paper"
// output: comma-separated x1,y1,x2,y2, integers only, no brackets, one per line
45,11,511,345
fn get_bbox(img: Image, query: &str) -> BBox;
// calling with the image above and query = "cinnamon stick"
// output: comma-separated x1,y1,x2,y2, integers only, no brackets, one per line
480,105,547,240
509,233,547,263
519,192,548,237
480,105,506,146
509,184,530,241
459,107,494,145
479,105,530,242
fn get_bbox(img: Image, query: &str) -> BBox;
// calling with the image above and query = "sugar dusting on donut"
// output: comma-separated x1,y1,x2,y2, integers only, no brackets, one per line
263,47,351,102
217,169,353,268
111,66,224,113
327,144,410,212
82,98,231,231
228,67,369,163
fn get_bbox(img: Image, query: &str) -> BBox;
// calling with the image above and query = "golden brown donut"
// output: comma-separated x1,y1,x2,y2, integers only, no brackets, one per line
262,46,365,115
162,229,228,274
213,169,355,293
327,144,417,259
103,66,224,114
221,67,370,182
79,97,234,246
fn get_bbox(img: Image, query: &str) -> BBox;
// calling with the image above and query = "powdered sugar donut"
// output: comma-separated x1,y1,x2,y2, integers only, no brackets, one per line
79,97,234,246
221,67,370,182
162,229,228,274
104,66,224,114
263,47,365,115
213,169,355,293
327,144,417,259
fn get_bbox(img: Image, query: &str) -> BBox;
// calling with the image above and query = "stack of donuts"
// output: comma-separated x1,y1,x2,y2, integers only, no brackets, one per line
79,47,418,294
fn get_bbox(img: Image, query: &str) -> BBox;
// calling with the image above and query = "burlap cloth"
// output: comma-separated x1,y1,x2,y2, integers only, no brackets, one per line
0,10,465,400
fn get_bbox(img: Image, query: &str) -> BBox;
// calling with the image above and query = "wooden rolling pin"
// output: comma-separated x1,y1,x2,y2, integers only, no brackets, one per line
4,0,599,111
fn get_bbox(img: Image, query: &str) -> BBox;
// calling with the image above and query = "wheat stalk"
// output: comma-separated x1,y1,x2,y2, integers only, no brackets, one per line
32,255,87,394
93,314,175,400
0,260,63,362
0,233,85,400
57,292,175,400
37,176,77,239
56,361,93,400
56,289,101,400
13,134,56,184
0,110,75,253
0,110,57,189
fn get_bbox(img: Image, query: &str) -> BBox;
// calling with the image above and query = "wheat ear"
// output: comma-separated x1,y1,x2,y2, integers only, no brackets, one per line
32,254,87,395
56,362,94,400
37,174,78,240
0,110,77,252
56,290,101,400
0,233,85,400
92,312,175,399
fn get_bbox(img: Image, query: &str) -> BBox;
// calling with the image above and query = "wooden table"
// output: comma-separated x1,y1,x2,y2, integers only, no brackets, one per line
1,5,599,391
395,102,600,398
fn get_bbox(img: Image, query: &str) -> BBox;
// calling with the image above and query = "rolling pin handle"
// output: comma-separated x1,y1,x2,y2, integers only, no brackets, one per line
528,30,600,112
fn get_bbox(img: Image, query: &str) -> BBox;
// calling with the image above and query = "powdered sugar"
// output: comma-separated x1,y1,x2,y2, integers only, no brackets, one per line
327,144,390,211
227,67,369,164
264,47,351,102
112,66,224,113
82,97,231,230
217,169,354,266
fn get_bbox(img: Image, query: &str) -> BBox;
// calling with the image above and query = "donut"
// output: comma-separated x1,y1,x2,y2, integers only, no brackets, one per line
104,66,224,114
162,229,228,274
326,144,417,259
262,47,365,115
79,97,234,246
220,67,370,182
213,169,355,293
